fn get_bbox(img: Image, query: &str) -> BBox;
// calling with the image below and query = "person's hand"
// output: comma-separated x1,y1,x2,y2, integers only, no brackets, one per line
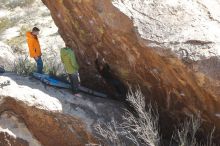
34,57,39,60
102,58,106,63
96,52,99,59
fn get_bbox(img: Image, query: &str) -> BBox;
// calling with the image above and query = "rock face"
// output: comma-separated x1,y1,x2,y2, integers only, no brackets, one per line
0,73,125,146
0,111,41,146
112,0,220,61
41,0,220,126
0,42,15,70
40,0,220,139
193,57,220,80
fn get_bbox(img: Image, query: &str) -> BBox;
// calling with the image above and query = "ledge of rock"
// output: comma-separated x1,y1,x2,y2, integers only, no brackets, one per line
0,73,125,146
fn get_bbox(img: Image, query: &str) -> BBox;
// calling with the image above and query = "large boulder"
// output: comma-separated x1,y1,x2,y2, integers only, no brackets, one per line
112,0,220,96
0,42,15,70
41,0,220,118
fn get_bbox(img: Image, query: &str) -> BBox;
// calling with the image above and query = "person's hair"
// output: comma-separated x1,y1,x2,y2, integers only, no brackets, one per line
66,44,71,48
65,40,72,48
32,27,40,32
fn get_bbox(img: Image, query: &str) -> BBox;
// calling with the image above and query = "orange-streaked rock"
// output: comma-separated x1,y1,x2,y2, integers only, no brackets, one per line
41,0,220,138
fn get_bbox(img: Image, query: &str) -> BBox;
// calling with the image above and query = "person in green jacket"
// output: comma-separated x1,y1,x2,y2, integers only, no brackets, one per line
60,47,80,93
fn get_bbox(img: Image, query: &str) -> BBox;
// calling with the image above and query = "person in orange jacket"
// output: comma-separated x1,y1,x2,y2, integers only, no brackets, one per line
26,27,43,73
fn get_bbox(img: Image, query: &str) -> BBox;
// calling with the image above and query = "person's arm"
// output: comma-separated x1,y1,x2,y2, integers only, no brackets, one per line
36,37,42,57
70,51,79,70
95,58,101,73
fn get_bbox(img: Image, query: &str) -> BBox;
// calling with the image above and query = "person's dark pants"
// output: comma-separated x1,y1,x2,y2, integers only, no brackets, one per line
0,67,5,73
69,72,80,93
35,56,43,74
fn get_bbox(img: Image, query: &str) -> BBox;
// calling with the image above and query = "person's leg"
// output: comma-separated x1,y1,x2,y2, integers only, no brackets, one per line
72,72,80,88
68,74,74,88
34,58,38,73
35,56,43,73
69,72,80,93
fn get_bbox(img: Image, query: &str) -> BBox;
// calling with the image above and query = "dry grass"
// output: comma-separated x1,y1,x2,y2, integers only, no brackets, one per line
0,0,36,9
171,113,216,146
95,89,160,146
95,89,216,146
0,18,13,33
12,55,35,76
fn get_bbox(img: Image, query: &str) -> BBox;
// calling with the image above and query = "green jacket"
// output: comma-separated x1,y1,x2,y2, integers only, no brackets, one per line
60,47,79,74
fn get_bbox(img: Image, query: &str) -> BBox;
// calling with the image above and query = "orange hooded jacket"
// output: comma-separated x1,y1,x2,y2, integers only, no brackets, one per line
26,32,41,58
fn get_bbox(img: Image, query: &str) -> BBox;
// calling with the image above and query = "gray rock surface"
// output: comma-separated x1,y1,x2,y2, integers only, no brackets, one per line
0,73,125,145
112,0,220,60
